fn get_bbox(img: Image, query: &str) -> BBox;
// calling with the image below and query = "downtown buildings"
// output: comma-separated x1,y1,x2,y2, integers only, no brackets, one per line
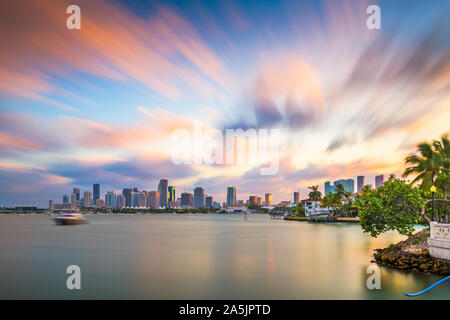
227,187,236,205
357,176,365,193
158,179,168,208
375,175,384,188
293,191,300,205
325,175,384,196
194,187,205,208
265,193,272,206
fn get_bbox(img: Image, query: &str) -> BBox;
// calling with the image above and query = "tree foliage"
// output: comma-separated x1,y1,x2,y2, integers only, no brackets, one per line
308,185,322,200
359,176,426,237
403,135,450,189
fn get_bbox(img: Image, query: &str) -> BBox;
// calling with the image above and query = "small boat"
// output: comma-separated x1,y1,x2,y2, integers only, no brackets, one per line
52,212,88,225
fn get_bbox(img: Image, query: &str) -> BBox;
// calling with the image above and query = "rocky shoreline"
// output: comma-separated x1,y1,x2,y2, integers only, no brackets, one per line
373,229,449,275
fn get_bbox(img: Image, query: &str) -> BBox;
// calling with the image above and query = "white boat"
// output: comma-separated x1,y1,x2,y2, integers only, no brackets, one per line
52,212,88,225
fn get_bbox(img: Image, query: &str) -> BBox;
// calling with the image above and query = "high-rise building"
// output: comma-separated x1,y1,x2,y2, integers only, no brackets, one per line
357,176,365,192
105,191,115,208
257,197,262,206
346,179,355,194
168,186,175,203
138,192,146,208
93,184,100,202
181,192,193,208
122,188,132,208
83,190,92,207
73,188,80,201
194,187,205,208
158,179,168,208
227,187,236,205
333,179,354,194
293,192,299,204
63,194,69,204
48,199,54,211
249,196,258,205
147,191,160,209
205,196,213,208
115,194,125,208
324,181,334,195
265,193,272,206
375,175,384,188
131,190,146,208
70,193,77,206
95,199,105,208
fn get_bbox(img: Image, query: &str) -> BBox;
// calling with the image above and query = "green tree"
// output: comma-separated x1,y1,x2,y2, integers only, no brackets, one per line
294,205,306,216
321,192,341,217
334,184,351,199
403,135,450,189
308,185,322,200
432,135,450,169
359,176,426,237
435,170,450,199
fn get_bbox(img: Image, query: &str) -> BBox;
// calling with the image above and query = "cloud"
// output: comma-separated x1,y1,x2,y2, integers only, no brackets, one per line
223,55,323,131
326,135,356,153
0,0,231,105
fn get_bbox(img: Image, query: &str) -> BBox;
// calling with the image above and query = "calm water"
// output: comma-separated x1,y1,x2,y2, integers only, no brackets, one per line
0,214,448,299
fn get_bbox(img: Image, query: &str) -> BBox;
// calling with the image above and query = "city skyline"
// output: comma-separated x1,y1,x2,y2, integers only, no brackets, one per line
41,171,386,210
0,0,449,207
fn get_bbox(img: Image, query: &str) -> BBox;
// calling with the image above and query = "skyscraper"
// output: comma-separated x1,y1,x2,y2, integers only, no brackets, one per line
147,191,160,209
375,175,384,188
73,188,80,201
265,193,272,206
158,179,168,208
194,187,205,208
83,190,92,208
249,196,258,205
138,192,146,208
122,188,132,208
63,194,69,204
324,181,334,195
70,193,77,206
181,192,193,208
131,190,145,208
95,199,105,208
105,191,115,208
205,196,213,208
48,199,54,211
333,179,354,194
346,179,355,194
293,192,299,204
227,187,236,205
168,186,175,203
115,194,125,208
257,197,262,206
357,176,365,192
93,183,100,202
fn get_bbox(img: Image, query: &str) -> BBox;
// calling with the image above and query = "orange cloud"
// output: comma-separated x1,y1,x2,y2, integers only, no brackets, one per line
0,0,230,105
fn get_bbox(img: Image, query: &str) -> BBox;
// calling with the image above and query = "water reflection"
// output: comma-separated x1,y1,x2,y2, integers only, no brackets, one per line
0,214,448,299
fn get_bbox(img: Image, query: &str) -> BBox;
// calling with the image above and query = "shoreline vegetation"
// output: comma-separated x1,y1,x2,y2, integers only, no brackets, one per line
373,229,449,275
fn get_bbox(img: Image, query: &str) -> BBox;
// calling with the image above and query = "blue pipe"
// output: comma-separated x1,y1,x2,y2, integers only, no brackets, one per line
404,276,450,297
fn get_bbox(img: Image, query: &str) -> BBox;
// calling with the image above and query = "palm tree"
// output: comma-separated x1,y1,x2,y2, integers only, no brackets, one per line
308,185,322,200
334,184,351,199
402,142,442,189
433,135,450,169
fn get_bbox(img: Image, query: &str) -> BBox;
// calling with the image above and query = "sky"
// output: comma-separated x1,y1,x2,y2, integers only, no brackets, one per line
0,0,449,207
